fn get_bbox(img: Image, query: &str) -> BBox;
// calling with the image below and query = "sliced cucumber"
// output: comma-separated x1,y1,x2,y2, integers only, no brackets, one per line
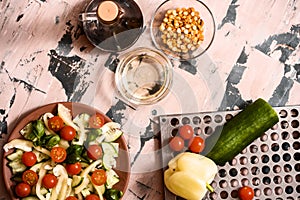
102,153,116,169
101,142,118,158
106,169,119,189
101,122,123,142
6,149,24,161
8,159,27,174
72,175,84,188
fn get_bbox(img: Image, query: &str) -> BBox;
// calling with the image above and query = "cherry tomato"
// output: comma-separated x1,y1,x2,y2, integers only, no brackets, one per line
50,147,67,163
188,136,205,153
66,162,82,175
66,196,78,200
22,170,38,186
21,151,37,167
91,169,107,186
179,124,194,140
169,136,184,152
89,113,105,129
60,125,76,141
238,186,254,200
15,182,31,197
87,144,103,160
42,174,58,189
48,116,64,131
85,194,100,200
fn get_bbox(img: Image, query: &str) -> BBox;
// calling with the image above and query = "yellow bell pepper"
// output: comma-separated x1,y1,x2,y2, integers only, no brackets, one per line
164,152,218,200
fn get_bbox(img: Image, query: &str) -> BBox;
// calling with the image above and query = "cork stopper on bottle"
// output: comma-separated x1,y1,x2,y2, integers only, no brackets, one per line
97,1,119,22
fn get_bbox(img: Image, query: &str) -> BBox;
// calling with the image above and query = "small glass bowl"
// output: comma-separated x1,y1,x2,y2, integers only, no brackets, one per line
150,0,216,60
115,47,173,105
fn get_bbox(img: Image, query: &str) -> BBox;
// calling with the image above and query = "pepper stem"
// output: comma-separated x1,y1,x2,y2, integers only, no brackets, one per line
206,183,214,192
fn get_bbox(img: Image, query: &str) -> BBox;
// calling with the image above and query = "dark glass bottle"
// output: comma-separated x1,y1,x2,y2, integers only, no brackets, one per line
79,0,144,52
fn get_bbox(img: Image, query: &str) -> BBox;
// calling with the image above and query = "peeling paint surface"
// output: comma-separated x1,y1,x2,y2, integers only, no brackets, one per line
0,0,300,199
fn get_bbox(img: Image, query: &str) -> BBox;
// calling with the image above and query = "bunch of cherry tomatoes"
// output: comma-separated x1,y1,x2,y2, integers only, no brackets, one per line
169,124,205,153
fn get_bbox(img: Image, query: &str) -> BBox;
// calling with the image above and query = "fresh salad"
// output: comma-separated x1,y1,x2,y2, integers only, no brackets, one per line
3,103,124,200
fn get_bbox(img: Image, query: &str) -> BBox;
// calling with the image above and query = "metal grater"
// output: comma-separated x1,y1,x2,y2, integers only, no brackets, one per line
159,106,300,200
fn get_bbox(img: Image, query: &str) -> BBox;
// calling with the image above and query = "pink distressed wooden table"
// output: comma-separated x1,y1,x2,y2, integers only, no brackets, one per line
0,0,299,199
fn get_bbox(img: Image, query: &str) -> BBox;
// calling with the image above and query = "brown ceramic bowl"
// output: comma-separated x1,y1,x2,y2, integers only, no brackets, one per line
2,102,130,199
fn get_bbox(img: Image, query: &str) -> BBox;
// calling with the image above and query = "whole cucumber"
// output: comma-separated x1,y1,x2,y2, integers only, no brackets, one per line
206,98,279,165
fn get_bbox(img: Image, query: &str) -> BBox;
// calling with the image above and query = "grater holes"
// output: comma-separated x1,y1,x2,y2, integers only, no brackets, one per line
284,175,293,183
230,179,238,187
293,141,300,150
230,190,238,198
283,153,291,162
263,187,272,196
219,180,227,188
260,133,268,141
250,155,259,164
229,158,237,166
285,186,293,194
254,188,261,197
225,114,233,121
170,118,179,126
294,152,300,161
194,127,201,135
250,144,258,153
275,186,283,195
241,178,249,185
240,167,248,176
204,126,213,135
281,120,289,129
295,163,300,172
214,114,223,123
220,191,228,199
282,142,290,151
273,175,282,184
261,155,269,163
203,115,212,124
252,177,260,186
181,117,190,124
209,192,217,199
262,166,271,174
291,120,299,128
239,156,248,165
171,128,179,137
284,164,292,173
271,123,279,130
192,116,201,125
273,165,282,173
229,168,238,177
290,108,299,117
272,154,280,162
271,132,279,141
263,176,271,185
281,131,290,140
218,169,227,178
292,130,299,139
279,109,288,118
271,143,280,152
251,166,260,175
260,144,269,152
